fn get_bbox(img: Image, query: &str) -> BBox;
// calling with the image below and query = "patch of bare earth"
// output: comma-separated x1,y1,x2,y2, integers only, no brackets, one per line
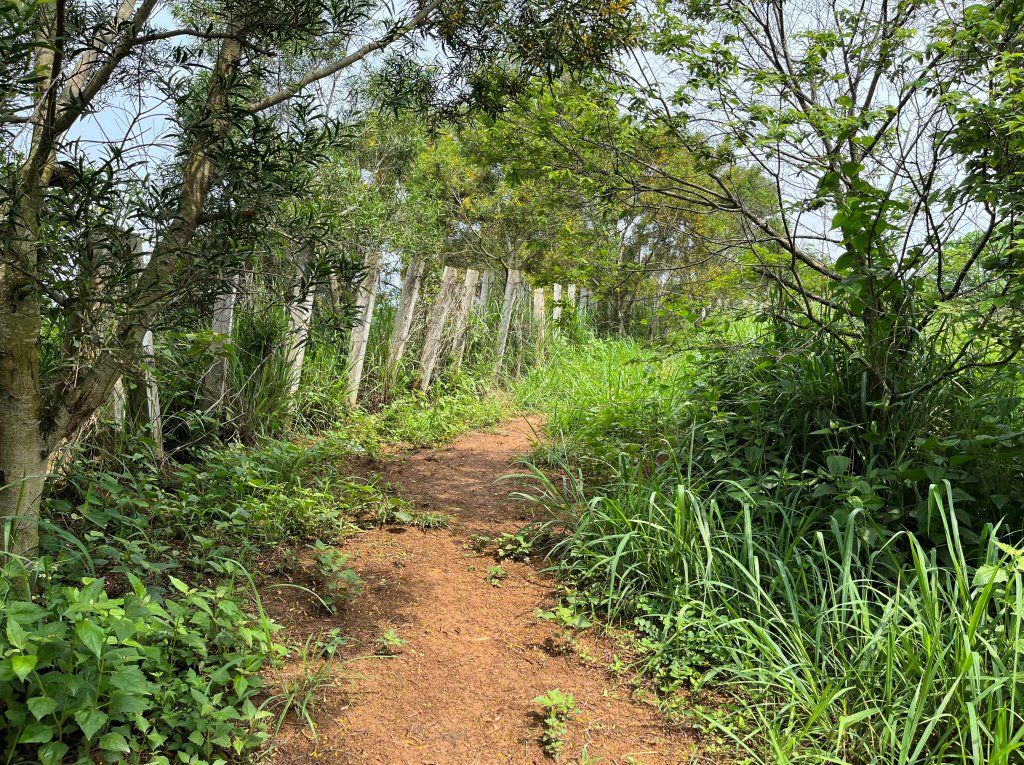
268,416,694,764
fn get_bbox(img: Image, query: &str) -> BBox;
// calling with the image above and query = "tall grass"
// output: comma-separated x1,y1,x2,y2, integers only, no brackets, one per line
528,463,1024,763
518,335,1024,764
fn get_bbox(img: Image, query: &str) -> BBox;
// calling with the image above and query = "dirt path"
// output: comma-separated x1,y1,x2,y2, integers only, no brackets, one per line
270,416,693,765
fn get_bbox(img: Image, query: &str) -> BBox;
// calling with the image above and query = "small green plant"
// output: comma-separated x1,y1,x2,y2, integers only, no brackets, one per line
313,627,350,659
535,604,593,630
308,541,364,613
264,632,344,739
411,511,450,530
486,565,509,586
533,688,576,759
375,628,408,656
494,528,536,561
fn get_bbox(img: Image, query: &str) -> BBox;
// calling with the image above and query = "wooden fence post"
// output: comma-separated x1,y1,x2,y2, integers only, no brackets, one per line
345,249,381,406
418,266,460,391
202,274,239,415
385,256,425,386
532,287,546,346
492,269,520,376
450,268,480,376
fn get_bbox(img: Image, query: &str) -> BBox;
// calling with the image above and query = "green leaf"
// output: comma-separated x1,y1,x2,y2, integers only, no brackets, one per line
76,619,106,657
38,741,70,765
18,721,54,744
109,691,150,715
75,707,109,740
27,695,57,720
6,618,29,649
99,731,131,753
973,563,1009,589
11,653,37,681
826,454,852,476
109,665,153,695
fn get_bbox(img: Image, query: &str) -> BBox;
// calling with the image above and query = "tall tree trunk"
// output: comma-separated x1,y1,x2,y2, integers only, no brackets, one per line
552,283,563,326
477,269,494,313
346,249,382,406
385,256,425,387
418,266,460,391
201,274,239,415
492,269,520,377
450,268,480,376
0,252,48,558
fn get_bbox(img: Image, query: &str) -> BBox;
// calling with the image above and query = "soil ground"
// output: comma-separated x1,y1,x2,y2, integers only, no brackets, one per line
267,416,694,765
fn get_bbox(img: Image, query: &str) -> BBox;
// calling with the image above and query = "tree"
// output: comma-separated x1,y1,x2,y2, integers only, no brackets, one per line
615,0,1024,397
0,0,637,554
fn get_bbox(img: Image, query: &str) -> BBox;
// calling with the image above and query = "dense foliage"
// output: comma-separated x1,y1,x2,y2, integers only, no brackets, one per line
517,331,1024,764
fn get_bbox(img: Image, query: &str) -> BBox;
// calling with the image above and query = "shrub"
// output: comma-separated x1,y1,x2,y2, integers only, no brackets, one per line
0,560,281,765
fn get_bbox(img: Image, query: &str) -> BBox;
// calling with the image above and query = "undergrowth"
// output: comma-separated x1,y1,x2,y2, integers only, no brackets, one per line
2,365,500,764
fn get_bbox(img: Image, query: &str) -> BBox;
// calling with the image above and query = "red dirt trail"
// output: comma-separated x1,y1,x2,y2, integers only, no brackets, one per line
269,416,693,765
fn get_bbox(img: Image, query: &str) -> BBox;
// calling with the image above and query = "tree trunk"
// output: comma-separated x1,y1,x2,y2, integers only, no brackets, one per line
0,256,48,557
492,269,520,377
385,256,425,387
201,275,239,415
418,266,460,391
345,249,382,407
552,283,563,326
477,269,494,313
450,268,480,376
284,243,315,402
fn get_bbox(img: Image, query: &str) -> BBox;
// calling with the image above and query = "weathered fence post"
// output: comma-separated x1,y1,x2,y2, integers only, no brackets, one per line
418,266,460,391
345,249,382,406
450,268,480,376
385,256,425,386
492,269,520,376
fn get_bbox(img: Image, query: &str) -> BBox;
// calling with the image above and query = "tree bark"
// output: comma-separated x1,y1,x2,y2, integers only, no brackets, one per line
492,269,520,377
418,266,460,391
385,256,425,387
201,274,239,415
345,249,382,406
450,268,480,376
0,257,48,557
